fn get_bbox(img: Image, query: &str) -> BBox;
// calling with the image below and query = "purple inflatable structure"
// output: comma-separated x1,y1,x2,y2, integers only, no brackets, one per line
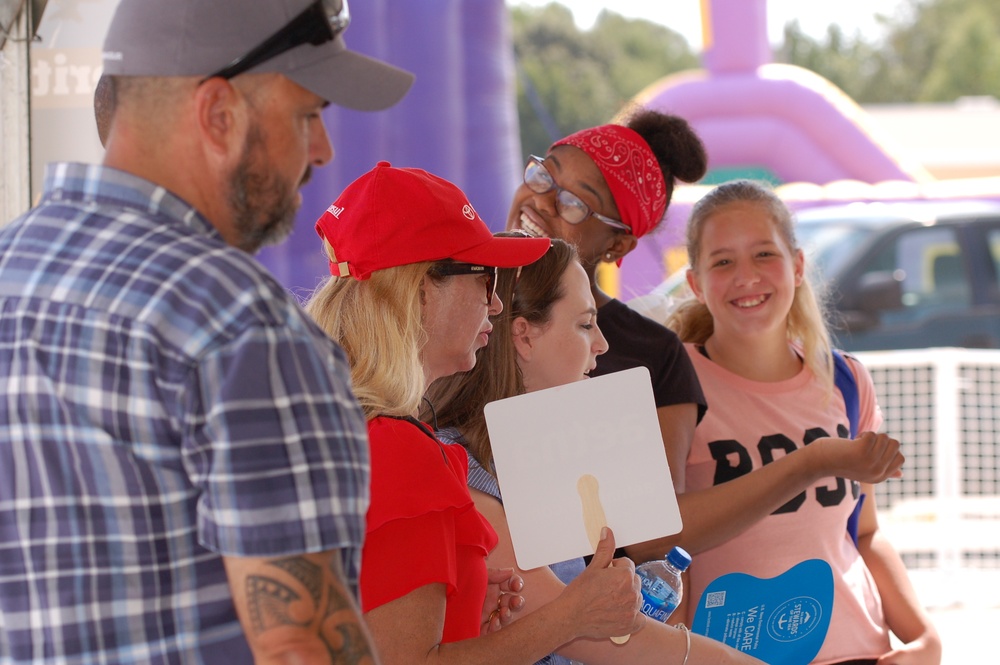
257,0,521,294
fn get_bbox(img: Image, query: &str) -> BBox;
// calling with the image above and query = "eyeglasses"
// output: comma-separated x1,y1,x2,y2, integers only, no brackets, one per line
202,0,351,82
429,262,499,307
523,155,632,233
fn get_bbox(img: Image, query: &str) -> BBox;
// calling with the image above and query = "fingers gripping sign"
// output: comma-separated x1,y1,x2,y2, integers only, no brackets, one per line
577,473,638,644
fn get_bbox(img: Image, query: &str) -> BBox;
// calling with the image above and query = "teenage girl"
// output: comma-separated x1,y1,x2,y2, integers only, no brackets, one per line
667,179,941,664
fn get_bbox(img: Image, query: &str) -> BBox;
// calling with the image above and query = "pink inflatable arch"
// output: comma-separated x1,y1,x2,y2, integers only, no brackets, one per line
640,64,928,185
639,0,929,186
613,0,1000,297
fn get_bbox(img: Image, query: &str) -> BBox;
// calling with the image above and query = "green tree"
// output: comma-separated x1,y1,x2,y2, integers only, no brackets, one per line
591,12,699,103
777,0,1000,103
918,3,1000,100
778,21,885,101
511,3,697,160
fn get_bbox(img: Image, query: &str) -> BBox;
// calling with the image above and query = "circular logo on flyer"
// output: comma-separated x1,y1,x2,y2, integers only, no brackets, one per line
766,596,824,642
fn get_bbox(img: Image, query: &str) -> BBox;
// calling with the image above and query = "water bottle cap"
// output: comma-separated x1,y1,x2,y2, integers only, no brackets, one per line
666,546,692,571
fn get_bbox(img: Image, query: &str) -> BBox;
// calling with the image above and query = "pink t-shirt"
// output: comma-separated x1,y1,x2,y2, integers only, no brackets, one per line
683,344,891,664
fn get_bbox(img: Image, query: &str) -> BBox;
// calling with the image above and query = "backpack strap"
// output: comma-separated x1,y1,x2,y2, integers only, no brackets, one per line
832,350,859,438
832,349,866,546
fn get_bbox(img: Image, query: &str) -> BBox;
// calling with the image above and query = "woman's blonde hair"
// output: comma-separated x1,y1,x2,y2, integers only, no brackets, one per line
666,179,835,392
305,241,433,419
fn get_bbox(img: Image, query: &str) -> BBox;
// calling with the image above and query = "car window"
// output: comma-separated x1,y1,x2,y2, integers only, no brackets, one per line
797,222,872,281
858,227,970,325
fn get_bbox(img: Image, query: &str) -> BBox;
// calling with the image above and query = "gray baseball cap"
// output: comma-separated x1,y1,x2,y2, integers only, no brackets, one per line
102,0,414,111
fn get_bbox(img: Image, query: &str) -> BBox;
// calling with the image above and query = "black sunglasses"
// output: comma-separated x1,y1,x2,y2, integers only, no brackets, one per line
202,0,351,82
429,262,499,307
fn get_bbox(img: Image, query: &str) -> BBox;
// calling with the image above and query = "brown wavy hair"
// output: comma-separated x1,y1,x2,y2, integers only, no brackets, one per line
424,238,579,472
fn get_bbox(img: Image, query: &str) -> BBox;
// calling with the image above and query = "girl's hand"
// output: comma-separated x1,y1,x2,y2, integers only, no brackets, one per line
560,527,645,640
814,432,904,484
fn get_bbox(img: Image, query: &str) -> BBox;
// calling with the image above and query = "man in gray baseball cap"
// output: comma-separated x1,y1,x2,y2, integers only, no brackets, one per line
0,1,412,663
102,0,412,111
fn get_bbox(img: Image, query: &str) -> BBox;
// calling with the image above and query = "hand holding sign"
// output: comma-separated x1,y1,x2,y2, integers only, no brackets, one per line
558,523,645,643
577,473,631,644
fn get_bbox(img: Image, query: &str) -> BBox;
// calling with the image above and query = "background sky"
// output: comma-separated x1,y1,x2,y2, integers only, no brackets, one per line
508,0,913,49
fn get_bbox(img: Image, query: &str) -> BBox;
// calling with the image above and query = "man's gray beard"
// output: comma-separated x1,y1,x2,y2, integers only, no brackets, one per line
227,122,300,254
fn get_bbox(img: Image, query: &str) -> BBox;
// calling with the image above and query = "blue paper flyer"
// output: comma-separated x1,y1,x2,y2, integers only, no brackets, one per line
692,559,834,665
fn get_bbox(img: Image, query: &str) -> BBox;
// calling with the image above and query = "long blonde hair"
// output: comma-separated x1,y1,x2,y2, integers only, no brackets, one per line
305,242,433,419
666,180,834,392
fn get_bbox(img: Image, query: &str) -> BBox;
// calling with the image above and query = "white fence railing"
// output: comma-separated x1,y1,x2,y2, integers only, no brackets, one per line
854,348,1000,579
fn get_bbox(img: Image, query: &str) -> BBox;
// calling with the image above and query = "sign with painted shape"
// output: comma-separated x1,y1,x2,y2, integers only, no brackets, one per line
692,559,834,665
484,367,681,571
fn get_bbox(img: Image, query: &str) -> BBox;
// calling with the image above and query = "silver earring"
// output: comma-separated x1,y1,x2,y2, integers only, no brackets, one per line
604,252,613,261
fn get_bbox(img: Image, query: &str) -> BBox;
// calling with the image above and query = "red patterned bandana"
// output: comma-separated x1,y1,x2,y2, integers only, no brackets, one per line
552,124,667,239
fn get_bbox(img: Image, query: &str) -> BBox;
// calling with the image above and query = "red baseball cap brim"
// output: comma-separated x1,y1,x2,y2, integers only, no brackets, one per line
450,235,550,268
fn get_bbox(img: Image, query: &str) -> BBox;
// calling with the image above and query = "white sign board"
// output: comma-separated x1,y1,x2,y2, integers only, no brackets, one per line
484,367,682,570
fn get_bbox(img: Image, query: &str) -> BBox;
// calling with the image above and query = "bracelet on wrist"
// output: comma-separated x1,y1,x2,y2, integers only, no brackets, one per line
676,623,691,665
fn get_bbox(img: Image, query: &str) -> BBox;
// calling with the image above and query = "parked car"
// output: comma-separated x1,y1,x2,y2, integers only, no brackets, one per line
630,200,1000,352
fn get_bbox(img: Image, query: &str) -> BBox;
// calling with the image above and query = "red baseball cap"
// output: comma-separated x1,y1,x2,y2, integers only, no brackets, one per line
316,162,550,279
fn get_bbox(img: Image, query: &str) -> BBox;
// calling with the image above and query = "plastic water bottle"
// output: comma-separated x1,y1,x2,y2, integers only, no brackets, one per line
635,546,691,623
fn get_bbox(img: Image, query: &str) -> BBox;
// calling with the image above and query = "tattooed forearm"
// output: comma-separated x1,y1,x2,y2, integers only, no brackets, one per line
241,554,376,663
269,557,324,607
245,575,305,633
324,623,375,665
245,557,323,634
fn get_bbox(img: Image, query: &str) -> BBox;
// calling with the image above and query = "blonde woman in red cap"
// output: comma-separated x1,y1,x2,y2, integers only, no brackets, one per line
306,162,647,664
507,108,710,564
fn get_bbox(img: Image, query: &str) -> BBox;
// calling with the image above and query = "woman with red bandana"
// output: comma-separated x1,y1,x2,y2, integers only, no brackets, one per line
507,109,709,564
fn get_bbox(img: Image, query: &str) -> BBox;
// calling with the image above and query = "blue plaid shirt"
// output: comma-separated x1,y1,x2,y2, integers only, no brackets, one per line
0,163,370,664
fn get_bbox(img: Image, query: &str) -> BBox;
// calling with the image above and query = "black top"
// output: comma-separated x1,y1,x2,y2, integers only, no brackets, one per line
593,298,707,423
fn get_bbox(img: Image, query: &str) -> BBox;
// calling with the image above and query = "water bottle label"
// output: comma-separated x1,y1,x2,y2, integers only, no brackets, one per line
639,588,679,623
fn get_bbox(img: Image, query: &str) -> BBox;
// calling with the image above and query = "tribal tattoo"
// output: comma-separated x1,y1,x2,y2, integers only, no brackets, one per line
244,556,375,663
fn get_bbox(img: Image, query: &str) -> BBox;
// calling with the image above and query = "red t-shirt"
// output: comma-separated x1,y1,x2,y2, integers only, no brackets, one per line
361,416,498,643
